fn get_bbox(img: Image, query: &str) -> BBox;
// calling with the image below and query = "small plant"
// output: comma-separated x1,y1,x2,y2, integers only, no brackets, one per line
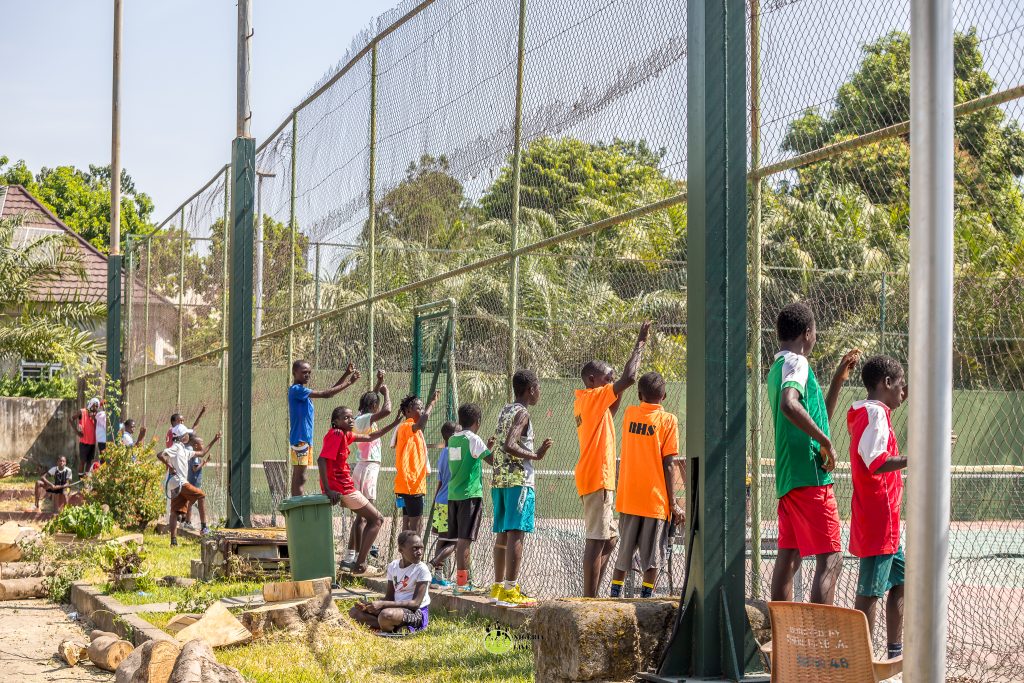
44,502,114,539
87,441,164,530
174,582,217,614
99,541,155,592
25,536,95,602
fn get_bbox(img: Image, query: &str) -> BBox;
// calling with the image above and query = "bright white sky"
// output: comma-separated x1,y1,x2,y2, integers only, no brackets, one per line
0,0,397,218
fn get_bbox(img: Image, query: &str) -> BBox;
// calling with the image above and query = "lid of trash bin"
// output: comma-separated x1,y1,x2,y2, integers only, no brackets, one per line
279,494,332,512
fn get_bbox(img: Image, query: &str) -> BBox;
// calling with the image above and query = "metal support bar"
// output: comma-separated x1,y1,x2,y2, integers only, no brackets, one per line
506,0,528,400
879,271,888,353
221,166,231,488
747,0,763,601
123,237,133,417
176,207,185,406
367,46,378,381
142,239,151,419
288,113,298,376
313,242,321,368
906,0,954,678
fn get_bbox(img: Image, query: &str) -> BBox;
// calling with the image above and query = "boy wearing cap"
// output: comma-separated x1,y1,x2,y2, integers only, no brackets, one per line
158,423,210,545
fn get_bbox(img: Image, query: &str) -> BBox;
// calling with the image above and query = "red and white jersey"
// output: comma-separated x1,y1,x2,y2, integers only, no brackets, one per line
846,399,903,557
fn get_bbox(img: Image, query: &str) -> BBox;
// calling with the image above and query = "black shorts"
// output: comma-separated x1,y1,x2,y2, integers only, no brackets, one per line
97,442,108,454
45,487,65,495
398,493,424,517
78,443,96,468
448,498,483,541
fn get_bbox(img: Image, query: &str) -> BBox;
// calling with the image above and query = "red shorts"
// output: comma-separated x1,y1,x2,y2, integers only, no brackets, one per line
778,484,842,557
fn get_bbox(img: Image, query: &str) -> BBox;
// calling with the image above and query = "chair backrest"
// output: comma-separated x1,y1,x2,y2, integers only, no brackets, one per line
767,601,878,683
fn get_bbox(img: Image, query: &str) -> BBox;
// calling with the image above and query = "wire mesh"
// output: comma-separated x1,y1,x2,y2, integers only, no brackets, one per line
120,0,1024,679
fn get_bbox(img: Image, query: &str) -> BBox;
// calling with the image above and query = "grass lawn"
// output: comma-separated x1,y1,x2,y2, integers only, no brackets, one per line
141,601,533,682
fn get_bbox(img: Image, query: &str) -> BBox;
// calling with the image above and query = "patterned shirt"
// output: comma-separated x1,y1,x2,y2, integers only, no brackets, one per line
493,403,535,488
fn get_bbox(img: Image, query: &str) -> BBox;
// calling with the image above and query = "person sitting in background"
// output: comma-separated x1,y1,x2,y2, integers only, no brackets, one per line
33,455,73,513
349,531,432,633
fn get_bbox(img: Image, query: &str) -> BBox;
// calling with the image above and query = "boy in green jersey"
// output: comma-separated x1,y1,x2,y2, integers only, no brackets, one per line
445,403,494,595
767,302,860,605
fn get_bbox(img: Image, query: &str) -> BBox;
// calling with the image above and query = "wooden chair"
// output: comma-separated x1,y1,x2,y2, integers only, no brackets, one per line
760,601,903,682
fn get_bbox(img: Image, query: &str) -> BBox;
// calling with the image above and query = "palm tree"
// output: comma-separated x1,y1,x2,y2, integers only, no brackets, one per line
0,212,105,372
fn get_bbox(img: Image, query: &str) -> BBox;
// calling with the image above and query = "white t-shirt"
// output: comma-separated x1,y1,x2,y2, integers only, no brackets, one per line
47,466,73,487
163,442,190,481
121,431,135,447
95,411,107,443
386,559,431,608
351,413,381,462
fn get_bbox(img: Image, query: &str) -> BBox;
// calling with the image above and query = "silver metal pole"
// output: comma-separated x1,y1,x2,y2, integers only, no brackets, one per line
110,0,122,256
237,0,252,138
907,0,954,679
254,171,275,338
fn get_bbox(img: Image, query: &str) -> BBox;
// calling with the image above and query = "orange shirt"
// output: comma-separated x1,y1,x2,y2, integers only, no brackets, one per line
573,383,619,496
616,402,680,520
394,419,428,495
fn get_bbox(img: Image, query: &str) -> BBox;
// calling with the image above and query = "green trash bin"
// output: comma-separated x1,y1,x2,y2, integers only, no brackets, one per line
279,495,336,582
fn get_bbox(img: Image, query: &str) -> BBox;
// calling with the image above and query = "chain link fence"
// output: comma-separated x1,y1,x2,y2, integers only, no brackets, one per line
120,0,1024,679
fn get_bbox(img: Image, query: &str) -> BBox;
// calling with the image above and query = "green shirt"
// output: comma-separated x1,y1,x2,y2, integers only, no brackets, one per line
767,350,833,498
447,429,490,501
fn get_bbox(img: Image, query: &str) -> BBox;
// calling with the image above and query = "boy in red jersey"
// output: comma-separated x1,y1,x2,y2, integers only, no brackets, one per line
846,355,907,661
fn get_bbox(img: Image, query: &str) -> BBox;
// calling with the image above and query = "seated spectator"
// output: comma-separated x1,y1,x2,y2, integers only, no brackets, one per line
34,455,73,513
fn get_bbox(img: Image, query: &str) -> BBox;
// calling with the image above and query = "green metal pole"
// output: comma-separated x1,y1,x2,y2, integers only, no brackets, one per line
143,238,151,422
748,0,764,601
176,207,186,407
655,0,756,679
221,165,231,492
123,236,133,417
367,45,378,381
506,0,528,399
313,241,321,368
228,136,256,529
288,113,298,375
106,252,122,424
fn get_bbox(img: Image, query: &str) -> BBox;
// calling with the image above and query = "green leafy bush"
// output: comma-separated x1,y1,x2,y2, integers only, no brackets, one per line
19,536,96,601
44,502,113,539
0,374,76,399
87,441,165,531
99,541,155,592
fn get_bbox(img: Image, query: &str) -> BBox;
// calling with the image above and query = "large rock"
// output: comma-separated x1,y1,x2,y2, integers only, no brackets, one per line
532,599,676,683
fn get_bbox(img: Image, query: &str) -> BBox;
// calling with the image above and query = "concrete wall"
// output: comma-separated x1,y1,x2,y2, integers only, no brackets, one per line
0,397,77,471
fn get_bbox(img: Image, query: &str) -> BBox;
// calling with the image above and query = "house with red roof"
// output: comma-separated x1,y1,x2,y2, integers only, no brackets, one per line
0,184,178,375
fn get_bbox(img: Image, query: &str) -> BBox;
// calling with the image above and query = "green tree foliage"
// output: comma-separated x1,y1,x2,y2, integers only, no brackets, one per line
0,156,155,252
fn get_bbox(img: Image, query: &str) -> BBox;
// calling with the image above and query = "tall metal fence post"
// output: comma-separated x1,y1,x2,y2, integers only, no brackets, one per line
879,270,888,353
176,207,186,407
288,112,298,377
142,238,151,421
313,241,321,368
747,0,763,601
367,45,379,381
123,235,133,416
506,0,528,397
221,165,231,486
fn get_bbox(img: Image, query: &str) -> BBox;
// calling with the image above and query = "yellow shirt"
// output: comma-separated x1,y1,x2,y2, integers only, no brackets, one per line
616,402,680,520
394,419,427,495
573,383,618,496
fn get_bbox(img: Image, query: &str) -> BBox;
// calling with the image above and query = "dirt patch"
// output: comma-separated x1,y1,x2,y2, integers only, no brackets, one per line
0,599,112,681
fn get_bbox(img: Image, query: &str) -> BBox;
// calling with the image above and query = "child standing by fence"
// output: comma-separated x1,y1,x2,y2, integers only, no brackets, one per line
847,355,907,660
445,403,495,596
392,391,440,535
767,302,859,605
345,370,392,567
427,421,459,588
573,321,650,597
611,371,684,598
490,370,552,607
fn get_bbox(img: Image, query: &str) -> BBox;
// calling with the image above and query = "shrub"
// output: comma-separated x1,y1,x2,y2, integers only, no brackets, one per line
0,374,77,399
99,541,155,592
44,502,114,539
20,536,96,601
87,441,165,531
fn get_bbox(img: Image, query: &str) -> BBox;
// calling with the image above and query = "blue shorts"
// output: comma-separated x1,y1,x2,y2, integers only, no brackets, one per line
856,547,905,598
492,486,535,533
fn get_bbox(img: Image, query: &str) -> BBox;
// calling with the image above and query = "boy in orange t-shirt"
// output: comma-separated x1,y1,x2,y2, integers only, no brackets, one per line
611,371,684,598
573,321,650,597
392,390,440,535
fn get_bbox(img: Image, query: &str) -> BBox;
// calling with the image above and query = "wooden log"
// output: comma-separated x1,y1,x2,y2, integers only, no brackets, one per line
174,602,252,648
165,614,201,635
0,561,43,579
0,521,23,562
110,533,145,546
169,639,246,683
261,577,331,603
58,640,89,666
115,639,181,683
87,634,134,671
0,461,20,478
240,590,340,637
0,576,46,600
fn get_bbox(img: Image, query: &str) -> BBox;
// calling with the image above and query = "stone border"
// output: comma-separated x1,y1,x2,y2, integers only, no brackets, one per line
359,576,533,629
0,510,53,523
69,581,175,646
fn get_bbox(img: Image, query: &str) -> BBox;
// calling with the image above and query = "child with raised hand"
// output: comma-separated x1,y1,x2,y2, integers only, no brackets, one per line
349,530,432,633
166,406,206,448
120,419,146,448
392,390,440,536
427,421,459,589
318,405,402,575
289,359,360,497
344,369,392,567
444,403,495,596
491,369,552,607
611,371,684,598
158,423,210,545
847,355,908,661
185,432,221,529
768,302,860,605
574,321,651,598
